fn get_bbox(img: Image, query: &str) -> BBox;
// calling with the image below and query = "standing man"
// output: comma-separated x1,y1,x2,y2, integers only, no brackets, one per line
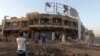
41,33,46,45
16,32,26,56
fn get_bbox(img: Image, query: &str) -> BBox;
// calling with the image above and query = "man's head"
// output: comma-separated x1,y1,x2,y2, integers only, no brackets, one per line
42,33,45,36
19,31,23,37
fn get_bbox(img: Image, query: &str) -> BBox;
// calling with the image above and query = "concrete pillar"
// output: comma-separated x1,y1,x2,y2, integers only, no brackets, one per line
85,35,90,44
31,30,34,40
52,32,55,40
62,33,66,43
78,17,81,40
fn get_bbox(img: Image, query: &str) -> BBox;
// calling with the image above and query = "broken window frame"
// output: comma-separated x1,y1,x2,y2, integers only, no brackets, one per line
53,18,62,25
29,19,34,25
21,21,28,27
40,17,50,25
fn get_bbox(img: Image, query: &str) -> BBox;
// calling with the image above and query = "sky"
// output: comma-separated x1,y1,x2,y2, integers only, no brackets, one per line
0,0,100,36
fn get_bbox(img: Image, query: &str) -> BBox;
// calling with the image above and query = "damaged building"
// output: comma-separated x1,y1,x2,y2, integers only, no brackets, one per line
0,12,86,42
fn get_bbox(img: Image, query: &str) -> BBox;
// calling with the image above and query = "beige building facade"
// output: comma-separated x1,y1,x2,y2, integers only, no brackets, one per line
0,12,86,42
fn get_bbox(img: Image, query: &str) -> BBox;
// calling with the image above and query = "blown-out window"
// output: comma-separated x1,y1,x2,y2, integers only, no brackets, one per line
21,21,28,27
53,18,62,25
6,22,11,28
29,20,34,25
34,19,39,24
41,18,50,25
64,20,68,25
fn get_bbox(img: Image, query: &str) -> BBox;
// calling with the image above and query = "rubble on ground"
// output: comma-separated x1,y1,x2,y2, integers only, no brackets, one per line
0,42,99,56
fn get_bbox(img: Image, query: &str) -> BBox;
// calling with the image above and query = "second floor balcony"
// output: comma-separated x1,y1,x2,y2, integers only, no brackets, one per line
3,17,78,30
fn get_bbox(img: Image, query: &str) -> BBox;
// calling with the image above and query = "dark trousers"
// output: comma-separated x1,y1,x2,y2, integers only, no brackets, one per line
17,50,26,56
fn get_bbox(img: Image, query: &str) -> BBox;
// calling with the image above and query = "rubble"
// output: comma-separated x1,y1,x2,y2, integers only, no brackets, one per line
0,42,99,56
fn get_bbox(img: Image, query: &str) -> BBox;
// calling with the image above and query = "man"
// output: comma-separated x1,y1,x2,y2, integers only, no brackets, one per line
41,33,46,45
16,32,26,56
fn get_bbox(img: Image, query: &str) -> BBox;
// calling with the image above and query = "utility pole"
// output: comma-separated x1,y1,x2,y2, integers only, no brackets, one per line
2,16,9,41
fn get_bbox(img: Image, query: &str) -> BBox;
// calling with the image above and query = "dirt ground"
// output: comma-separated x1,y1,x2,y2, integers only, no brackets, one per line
0,42,100,56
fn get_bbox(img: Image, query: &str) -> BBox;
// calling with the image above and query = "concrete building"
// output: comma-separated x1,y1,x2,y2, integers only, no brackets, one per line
0,12,86,42
85,29,95,45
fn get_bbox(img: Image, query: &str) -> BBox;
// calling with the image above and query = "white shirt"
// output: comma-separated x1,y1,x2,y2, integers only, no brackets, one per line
16,37,26,51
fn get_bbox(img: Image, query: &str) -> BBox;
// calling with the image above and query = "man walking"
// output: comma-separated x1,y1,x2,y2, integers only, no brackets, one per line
16,32,26,56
